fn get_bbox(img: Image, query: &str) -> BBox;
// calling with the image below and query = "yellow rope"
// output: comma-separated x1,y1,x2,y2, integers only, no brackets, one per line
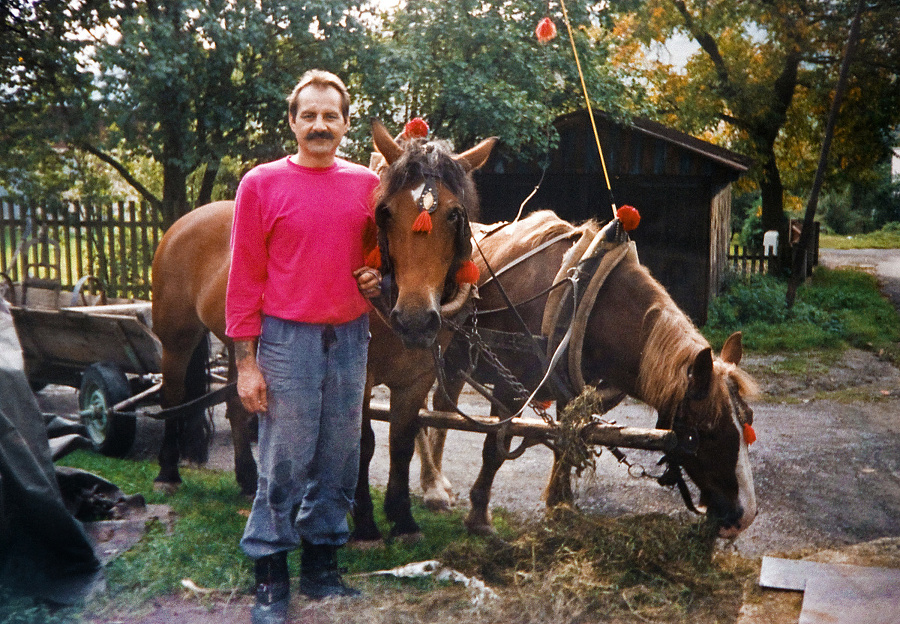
558,0,617,219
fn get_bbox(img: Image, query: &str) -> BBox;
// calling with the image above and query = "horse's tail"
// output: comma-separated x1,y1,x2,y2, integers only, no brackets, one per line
178,332,214,464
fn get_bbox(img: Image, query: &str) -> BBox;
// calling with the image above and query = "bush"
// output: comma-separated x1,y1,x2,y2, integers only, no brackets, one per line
704,267,900,353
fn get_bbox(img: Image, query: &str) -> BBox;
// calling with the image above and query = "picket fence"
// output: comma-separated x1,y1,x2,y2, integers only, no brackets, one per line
0,200,164,300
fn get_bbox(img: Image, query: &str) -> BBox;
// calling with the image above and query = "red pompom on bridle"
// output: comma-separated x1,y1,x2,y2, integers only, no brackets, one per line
412,210,433,233
404,117,429,139
455,260,479,285
743,423,757,446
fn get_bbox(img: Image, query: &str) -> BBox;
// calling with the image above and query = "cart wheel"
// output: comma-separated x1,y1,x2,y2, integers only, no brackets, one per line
79,362,136,457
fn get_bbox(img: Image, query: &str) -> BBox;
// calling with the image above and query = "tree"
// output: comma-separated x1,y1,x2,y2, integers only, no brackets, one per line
351,0,634,164
608,0,900,239
2,0,373,228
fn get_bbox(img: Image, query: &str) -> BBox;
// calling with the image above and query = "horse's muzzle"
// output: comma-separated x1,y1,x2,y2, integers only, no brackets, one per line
390,307,441,349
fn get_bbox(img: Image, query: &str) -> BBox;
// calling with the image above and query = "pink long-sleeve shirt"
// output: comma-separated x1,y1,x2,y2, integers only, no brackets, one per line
225,156,380,339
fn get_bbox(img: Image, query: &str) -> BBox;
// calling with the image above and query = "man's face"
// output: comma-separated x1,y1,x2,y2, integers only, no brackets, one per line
289,84,350,165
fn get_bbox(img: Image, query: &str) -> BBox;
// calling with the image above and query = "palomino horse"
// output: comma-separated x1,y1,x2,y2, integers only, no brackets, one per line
409,210,759,539
149,121,496,498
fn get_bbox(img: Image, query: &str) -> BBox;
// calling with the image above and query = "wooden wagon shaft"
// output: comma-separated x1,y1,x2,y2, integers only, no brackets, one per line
367,403,676,452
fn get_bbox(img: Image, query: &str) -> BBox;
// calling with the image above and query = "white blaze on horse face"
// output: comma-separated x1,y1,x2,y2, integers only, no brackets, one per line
721,411,757,538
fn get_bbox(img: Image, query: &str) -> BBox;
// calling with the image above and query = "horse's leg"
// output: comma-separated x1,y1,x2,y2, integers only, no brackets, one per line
415,428,454,511
384,375,434,540
352,376,382,544
544,398,575,507
225,349,258,497
420,375,465,511
154,347,192,493
464,424,512,535
178,335,213,465
544,448,575,508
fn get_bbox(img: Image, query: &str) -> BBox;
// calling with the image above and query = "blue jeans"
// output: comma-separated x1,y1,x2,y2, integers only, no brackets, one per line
240,314,369,559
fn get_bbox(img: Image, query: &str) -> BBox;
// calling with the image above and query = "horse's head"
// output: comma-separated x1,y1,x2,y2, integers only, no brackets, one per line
371,120,496,349
653,331,758,538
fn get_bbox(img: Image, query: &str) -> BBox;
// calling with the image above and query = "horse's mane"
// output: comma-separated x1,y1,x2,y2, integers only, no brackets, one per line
638,298,758,425
375,138,481,221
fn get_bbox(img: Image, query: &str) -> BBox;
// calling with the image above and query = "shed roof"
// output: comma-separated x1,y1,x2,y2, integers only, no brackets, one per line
555,110,752,175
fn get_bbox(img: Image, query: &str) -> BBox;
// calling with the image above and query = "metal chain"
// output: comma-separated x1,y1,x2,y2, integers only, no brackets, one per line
444,317,555,425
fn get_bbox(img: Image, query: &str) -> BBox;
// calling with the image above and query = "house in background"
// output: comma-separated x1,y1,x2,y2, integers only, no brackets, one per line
473,109,751,325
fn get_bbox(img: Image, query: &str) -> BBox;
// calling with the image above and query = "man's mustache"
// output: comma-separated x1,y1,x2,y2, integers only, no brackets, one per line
306,131,335,141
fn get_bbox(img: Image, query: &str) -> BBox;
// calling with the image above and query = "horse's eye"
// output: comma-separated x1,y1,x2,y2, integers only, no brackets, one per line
447,207,462,224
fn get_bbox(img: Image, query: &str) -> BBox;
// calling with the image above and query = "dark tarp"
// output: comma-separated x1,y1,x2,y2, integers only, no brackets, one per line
0,297,104,605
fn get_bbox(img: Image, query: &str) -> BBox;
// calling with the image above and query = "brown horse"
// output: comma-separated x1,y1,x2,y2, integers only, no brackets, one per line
351,126,497,541
149,121,496,498
403,210,759,539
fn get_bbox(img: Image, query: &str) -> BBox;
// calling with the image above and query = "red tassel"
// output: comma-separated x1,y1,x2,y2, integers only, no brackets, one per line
455,260,480,285
412,210,433,233
617,205,641,232
743,423,757,446
365,246,381,269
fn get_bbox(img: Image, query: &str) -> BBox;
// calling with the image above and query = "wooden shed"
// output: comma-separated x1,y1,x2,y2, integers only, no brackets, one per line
473,110,751,325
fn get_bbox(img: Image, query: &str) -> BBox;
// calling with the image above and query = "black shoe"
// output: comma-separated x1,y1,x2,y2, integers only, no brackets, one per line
251,552,290,624
299,542,362,600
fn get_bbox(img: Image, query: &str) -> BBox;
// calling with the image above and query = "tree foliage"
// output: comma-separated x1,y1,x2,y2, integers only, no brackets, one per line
608,0,900,237
352,0,632,163
3,0,897,236
2,0,371,227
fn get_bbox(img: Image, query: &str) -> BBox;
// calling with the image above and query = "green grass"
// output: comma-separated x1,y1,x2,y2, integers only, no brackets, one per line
703,265,900,357
820,224,900,249
44,450,507,618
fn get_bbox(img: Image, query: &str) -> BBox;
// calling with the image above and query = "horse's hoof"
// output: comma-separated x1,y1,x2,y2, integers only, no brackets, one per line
347,538,384,551
464,517,496,536
423,492,453,512
152,481,180,495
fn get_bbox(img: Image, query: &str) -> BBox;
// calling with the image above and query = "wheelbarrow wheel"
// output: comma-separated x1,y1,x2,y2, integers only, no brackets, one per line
79,362,136,457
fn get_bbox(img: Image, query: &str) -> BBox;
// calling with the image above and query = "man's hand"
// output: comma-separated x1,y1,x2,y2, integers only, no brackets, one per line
353,266,382,299
234,339,267,414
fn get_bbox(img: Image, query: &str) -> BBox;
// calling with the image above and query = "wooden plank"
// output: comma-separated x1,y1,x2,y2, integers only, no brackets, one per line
367,403,676,451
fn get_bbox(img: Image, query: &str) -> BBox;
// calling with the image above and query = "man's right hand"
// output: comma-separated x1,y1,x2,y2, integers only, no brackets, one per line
235,339,267,414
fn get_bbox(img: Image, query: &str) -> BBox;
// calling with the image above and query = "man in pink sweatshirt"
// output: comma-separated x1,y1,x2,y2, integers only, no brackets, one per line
226,69,380,623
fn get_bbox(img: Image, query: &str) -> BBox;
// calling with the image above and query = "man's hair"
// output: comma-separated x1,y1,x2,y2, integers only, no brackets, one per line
287,70,350,122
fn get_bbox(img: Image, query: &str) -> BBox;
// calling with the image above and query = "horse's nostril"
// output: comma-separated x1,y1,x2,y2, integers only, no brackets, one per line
425,310,441,335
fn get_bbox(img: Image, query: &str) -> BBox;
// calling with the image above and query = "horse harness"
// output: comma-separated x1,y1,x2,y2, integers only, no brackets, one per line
433,218,637,460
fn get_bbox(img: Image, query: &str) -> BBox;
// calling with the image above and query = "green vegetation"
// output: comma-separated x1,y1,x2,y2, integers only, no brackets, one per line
54,450,506,618
820,223,900,249
11,450,744,623
704,266,900,357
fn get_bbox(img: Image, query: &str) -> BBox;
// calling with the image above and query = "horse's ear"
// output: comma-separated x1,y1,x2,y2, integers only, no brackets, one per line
372,119,404,165
687,348,713,400
454,137,498,172
720,331,743,365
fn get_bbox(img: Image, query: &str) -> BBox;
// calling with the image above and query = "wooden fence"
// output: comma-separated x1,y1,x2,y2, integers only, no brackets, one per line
727,245,778,276
0,200,164,300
